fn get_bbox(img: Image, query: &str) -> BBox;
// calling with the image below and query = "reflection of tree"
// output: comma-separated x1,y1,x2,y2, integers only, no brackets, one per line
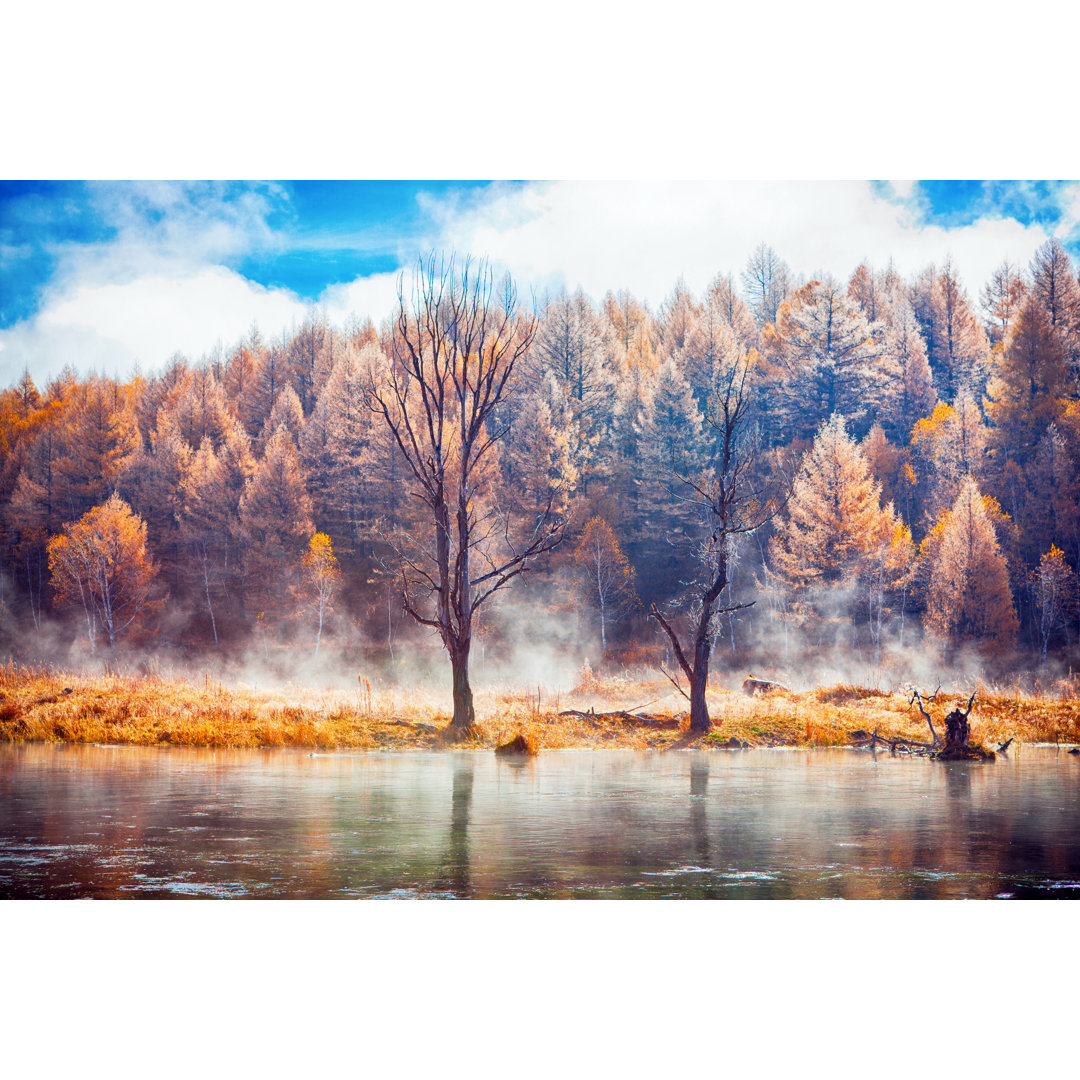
435,754,474,899
687,757,720,899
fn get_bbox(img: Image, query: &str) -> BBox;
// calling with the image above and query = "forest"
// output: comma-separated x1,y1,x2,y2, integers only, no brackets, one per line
1,239,1079,701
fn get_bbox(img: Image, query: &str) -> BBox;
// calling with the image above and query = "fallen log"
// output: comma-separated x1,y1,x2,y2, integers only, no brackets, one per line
852,728,935,755
557,708,678,727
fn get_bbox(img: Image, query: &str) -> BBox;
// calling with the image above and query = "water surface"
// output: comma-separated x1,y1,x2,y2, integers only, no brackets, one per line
2,744,1079,899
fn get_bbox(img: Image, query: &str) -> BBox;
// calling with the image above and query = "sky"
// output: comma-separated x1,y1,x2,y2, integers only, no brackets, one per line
2,179,1079,386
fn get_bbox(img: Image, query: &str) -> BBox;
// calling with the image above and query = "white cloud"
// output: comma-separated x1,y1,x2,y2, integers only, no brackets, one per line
319,272,403,331
0,182,303,384
425,181,1058,309
0,267,309,382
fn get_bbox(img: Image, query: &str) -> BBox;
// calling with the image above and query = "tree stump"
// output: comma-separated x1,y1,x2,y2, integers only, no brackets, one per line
942,708,970,754
934,694,995,761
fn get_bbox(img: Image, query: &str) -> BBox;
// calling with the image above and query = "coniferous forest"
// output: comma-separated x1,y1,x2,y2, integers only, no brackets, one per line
2,240,1079,692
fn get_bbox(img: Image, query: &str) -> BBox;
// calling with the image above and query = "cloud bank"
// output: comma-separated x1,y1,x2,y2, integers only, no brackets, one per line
2,180,1077,385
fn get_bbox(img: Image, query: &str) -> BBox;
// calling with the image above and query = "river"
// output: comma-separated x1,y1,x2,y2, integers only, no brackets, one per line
2,743,1079,898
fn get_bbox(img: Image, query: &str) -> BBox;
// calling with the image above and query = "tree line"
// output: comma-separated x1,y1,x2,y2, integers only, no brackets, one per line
2,240,1079,713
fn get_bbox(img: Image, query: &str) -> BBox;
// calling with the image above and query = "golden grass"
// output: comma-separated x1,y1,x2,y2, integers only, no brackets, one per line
1,662,1078,752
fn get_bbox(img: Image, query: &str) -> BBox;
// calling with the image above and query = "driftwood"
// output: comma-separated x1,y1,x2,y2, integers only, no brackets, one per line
851,727,936,755
557,708,679,728
908,686,942,748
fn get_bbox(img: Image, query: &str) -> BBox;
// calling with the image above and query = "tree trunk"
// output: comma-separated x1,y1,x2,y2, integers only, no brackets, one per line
204,570,219,647
449,643,476,736
689,623,712,733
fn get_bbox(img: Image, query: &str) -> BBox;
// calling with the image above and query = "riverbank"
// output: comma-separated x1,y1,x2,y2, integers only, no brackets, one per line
1,664,1079,751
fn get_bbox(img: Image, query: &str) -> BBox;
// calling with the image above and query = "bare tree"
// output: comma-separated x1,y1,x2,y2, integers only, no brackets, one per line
649,345,786,733
741,242,791,326
367,255,566,737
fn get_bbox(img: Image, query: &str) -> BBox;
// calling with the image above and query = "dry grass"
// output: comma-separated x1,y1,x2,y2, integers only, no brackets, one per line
1,662,1078,752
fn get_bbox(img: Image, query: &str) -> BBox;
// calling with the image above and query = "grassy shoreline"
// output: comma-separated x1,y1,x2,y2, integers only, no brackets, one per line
2,664,1079,753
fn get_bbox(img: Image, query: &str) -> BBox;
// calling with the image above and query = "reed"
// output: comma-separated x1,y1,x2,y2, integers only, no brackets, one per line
1,663,1078,752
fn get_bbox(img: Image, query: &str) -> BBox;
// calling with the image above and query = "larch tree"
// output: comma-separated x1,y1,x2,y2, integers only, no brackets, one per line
238,425,315,624
928,259,992,400
762,277,895,441
980,259,1028,352
178,436,237,645
120,413,193,594
1029,238,1080,371
573,516,636,651
656,278,703,364
741,242,791,326
985,295,1070,467
682,300,742,410
638,359,705,568
155,366,233,452
705,272,757,353
770,415,912,640
880,295,936,443
47,493,159,651
603,289,657,373
925,477,1018,654
55,377,141,520
300,344,383,550
367,255,566,737
530,288,613,489
286,312,333,414
909,390,989,526
257,385,305,453
500,389,577,519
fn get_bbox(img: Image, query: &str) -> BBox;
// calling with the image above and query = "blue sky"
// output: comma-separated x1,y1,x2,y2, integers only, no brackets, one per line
2,180,1077,384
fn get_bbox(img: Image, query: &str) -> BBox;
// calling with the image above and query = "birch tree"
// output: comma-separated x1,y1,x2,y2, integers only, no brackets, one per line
47,493,158,651
573,516,636,651
302,532,341,656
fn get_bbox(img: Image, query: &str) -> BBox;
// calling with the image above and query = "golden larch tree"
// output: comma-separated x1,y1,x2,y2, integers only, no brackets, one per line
925,477,1018,654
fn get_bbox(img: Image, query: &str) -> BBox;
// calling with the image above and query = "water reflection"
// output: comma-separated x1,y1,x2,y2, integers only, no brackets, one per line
2,745,1079,899
432,756,473,898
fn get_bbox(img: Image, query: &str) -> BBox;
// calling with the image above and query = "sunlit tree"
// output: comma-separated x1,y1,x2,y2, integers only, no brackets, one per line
573,516,636,651
302,532,342,656
1033,544,1073,663
47,493,159,651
